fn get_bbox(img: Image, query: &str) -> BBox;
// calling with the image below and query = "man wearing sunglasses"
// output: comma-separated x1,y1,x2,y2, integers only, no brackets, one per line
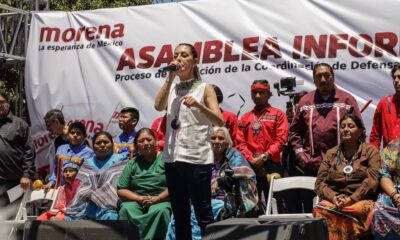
289,63,362,177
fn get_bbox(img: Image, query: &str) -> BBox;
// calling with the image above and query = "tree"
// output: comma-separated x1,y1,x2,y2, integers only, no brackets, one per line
50,0,151,11
1,0,151,10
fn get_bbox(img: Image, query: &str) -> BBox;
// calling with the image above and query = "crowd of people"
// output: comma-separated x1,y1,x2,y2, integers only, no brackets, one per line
0,42,400,240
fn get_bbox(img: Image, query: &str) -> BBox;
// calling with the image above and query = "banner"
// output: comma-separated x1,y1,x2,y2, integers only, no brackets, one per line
25,0,400,169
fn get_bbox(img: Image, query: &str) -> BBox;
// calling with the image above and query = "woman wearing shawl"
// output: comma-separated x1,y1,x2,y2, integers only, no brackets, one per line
66,131,128,220
314,113,381,240
372,138,400,239
167,126,257,240
210,126,258,216
117,128,171,240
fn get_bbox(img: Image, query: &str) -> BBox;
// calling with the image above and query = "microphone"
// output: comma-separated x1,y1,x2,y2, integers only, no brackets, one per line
158,64,180,73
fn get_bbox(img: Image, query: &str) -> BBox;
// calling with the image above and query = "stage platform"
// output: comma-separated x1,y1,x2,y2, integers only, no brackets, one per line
4,217,328,240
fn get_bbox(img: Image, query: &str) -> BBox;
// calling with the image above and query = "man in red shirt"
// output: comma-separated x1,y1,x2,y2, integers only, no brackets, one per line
239,80,288,201
370,65,400,150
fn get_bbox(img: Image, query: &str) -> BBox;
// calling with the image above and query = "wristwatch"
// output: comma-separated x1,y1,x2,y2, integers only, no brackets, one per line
261,153,269,162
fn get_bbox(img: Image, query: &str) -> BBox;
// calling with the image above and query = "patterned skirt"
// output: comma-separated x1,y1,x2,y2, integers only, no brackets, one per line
313,200,374,240
372,193,400,240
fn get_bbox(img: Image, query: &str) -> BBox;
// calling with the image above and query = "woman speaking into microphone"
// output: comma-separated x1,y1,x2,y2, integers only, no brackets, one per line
154,43,223,240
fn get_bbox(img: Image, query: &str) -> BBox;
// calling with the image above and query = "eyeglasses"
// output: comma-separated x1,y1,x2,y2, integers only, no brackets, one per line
314,73,332,80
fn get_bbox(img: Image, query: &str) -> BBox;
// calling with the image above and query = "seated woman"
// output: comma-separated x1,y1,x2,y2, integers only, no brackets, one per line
117,128,171,240
37,162,81,220
210,126,258,217
66,131,128,220
372,138,400,239
167,126,258,240
314,113,381,240
44,122,94,191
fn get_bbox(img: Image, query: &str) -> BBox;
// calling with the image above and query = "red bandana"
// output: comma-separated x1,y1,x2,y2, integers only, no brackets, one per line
251,84,270,91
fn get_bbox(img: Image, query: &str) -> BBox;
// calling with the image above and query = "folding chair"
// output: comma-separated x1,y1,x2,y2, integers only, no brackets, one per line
24,188,60,219
6,188,59,240
260,176,319,219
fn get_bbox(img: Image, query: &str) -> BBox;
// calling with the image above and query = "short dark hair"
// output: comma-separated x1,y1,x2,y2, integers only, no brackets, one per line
134,128,156,147
68,121,87,135
0,89,9,103
212,84,223,104
313,63,334,79
44,109,65,124
120,107,140,122
252,79,269,86
92,130,113,146
391,64,400,79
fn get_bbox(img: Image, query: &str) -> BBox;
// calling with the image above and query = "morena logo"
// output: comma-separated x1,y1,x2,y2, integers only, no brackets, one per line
34,119,105,151
40,23,124,43
67,119,104,134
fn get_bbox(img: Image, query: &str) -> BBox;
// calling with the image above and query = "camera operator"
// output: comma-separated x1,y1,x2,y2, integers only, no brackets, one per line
280,91,315,214
281,91,308,176
238,80,288,203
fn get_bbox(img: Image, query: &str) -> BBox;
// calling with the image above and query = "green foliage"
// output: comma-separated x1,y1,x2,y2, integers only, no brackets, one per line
0,2,24,113
1,0,151,11
0,63,22,115
49,0,152,11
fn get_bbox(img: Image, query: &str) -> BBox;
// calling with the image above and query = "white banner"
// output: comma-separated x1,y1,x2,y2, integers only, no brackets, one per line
25,0,400,169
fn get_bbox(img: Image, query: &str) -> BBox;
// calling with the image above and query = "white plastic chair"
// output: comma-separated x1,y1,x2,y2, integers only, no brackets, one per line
259,176,319,219
6,188,59,239
23,188,59,219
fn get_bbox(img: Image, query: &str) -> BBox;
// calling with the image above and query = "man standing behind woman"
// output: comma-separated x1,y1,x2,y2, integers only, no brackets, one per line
114,107,140,159
155,43,223,239
290,63,362,177
238,80,288,202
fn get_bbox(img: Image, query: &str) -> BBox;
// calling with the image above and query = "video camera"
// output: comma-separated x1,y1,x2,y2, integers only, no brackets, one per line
273,77,303,97
273,77,304,112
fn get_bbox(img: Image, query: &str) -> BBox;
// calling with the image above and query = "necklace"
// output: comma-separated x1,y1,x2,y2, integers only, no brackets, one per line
175,78,201,95
251,108,267,135
171,78,202,130
217,160,230,178
171,98,181,130
343,165,353,176
171,118,180,130
342,150,358,177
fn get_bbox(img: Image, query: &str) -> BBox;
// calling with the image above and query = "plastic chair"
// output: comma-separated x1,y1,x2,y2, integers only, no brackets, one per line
24,188,59,219
259,176,319,219
6,188,59,239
